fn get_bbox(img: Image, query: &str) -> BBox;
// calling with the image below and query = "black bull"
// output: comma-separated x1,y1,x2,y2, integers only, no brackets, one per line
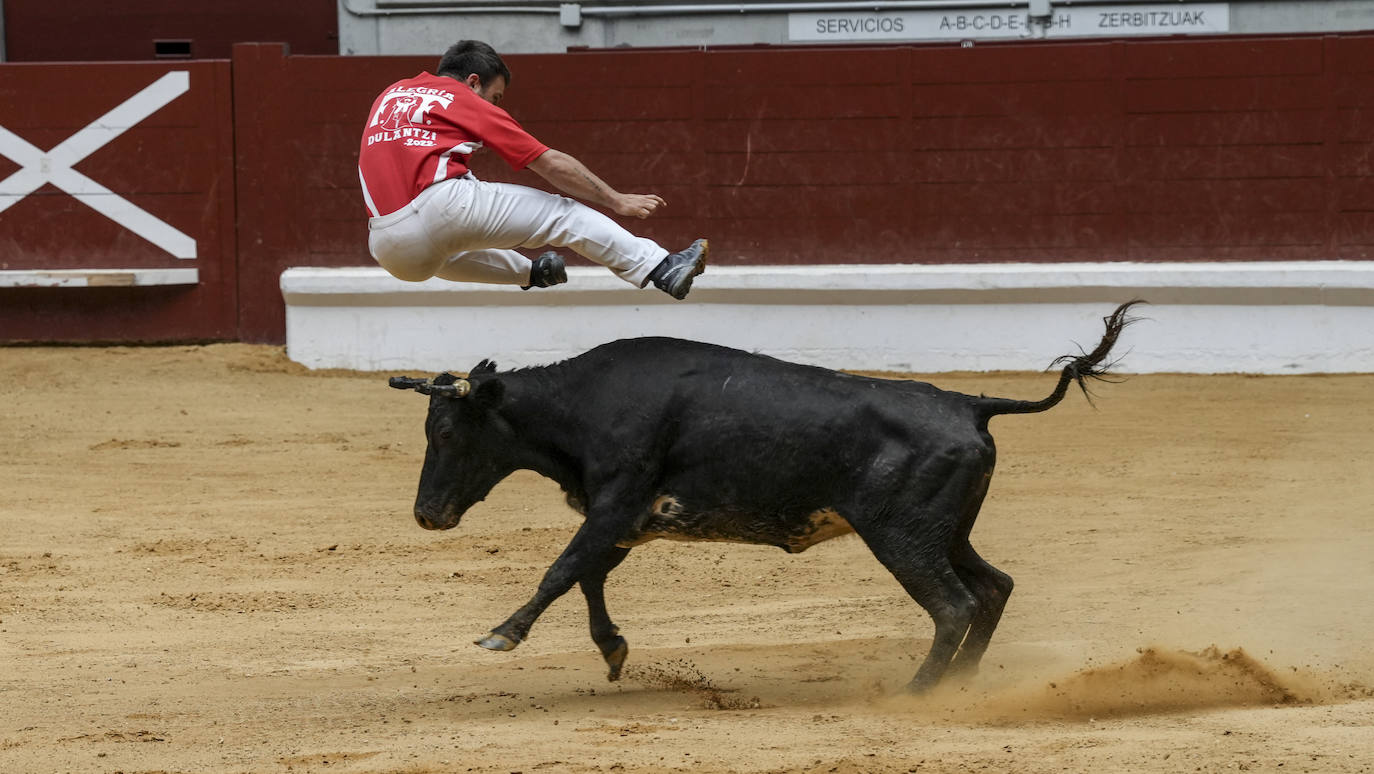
389,302,1140,692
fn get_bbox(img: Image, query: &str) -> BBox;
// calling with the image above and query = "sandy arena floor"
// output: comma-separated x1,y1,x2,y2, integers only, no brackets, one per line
1,343,1371,773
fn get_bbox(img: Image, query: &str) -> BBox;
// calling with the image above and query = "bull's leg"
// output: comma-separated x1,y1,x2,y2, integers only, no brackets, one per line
476,507,636,653
866,545,977,693
580,546,631,681
850,451,988,692
947,543,1013,678
942,469,1014,679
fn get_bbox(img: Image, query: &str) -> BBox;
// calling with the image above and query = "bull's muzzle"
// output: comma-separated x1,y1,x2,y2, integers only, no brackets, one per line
414,502,461,531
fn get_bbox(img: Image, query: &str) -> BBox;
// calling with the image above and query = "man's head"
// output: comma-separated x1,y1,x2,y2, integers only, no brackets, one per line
437,40,510,104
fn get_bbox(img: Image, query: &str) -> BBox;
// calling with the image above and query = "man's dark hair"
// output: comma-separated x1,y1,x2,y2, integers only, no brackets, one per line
437,40,512,86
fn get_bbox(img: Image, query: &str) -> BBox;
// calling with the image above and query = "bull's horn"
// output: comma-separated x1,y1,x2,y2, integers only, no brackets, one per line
387,376,471,397
431,380,471,397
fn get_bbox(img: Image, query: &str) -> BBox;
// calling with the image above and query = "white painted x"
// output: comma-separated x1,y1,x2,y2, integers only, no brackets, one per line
0,71,196,259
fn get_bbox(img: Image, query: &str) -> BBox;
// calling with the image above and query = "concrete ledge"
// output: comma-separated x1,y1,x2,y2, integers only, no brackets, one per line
0,268,199,288
281,262,1374,374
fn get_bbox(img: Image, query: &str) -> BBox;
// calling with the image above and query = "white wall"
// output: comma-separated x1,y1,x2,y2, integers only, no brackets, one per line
281,262,1374,374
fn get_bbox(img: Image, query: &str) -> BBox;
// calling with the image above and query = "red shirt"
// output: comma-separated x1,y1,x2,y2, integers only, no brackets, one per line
358,72,549,217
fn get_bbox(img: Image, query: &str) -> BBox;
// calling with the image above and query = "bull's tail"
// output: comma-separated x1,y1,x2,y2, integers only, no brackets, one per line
974,301,1144,419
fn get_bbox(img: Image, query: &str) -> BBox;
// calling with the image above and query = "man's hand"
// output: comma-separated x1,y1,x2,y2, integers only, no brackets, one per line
612,193,666,219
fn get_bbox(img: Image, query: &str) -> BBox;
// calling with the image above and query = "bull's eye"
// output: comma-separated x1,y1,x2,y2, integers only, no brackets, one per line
438,428,454,441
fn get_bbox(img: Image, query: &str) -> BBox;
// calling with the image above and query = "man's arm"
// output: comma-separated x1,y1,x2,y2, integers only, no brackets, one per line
527,149,665,219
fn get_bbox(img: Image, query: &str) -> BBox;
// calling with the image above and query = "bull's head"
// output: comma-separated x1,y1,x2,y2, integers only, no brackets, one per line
389,360,508,530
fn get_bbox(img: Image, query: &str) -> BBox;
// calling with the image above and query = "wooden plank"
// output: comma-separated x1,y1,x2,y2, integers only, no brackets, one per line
691,218,915,263
232,43,304,343
910,42,1116,84
911,181,1120,215
895,246,1119,264
1127,212,1326,246
0,285,236,342
1332,142,1374,177
701,185,907,220
1335,108,1374,141
292,55,431,82
199,58,238,332
699,118,903,153
912,80,1118,118
705,151,910,186
1125,145,1327,180
912,115,1120,150
0,65,211,128
569,152,702,183
1332,72,1374,108
302,86,416,124
529,51,702,88
306,219,373,262
67,129,218,192
910,147,1118,183
1334,214,1374,253
525,120,700,153
1128,111,1325,146
1327,35,1374,75
1336,178,1374,211
1126,76,1326,113
1123,37,1324,78
706,84,903,120
516,85,695,122
0,193,208,268
1124,179,1327,213
0,268,198,287
911,214,1116,249
704,48,901,85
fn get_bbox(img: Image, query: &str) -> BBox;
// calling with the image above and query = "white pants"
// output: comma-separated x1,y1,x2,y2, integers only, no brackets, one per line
367,176,668,287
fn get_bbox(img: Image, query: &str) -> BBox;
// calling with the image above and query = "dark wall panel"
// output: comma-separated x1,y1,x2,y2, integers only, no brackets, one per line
3,0,337,61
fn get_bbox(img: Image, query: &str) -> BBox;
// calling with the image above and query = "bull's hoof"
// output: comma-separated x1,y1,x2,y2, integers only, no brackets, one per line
601,637,629,682
475,633,519,651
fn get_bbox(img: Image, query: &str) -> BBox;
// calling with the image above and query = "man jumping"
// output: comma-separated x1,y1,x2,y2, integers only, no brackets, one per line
358,40,707,298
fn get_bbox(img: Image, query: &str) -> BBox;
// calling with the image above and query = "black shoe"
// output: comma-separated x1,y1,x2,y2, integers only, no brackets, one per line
648,238,708,300
522,251,567,289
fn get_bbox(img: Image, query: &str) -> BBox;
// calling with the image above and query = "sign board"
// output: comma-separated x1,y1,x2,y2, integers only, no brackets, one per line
789,3,1230,43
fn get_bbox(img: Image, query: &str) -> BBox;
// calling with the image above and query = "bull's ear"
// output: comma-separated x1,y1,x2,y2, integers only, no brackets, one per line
471,359,498,375
473,378,505,409
434,372,462,386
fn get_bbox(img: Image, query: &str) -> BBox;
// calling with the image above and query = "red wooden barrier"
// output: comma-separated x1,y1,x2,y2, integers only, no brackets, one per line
2,34,1372,344
0,61,237,341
